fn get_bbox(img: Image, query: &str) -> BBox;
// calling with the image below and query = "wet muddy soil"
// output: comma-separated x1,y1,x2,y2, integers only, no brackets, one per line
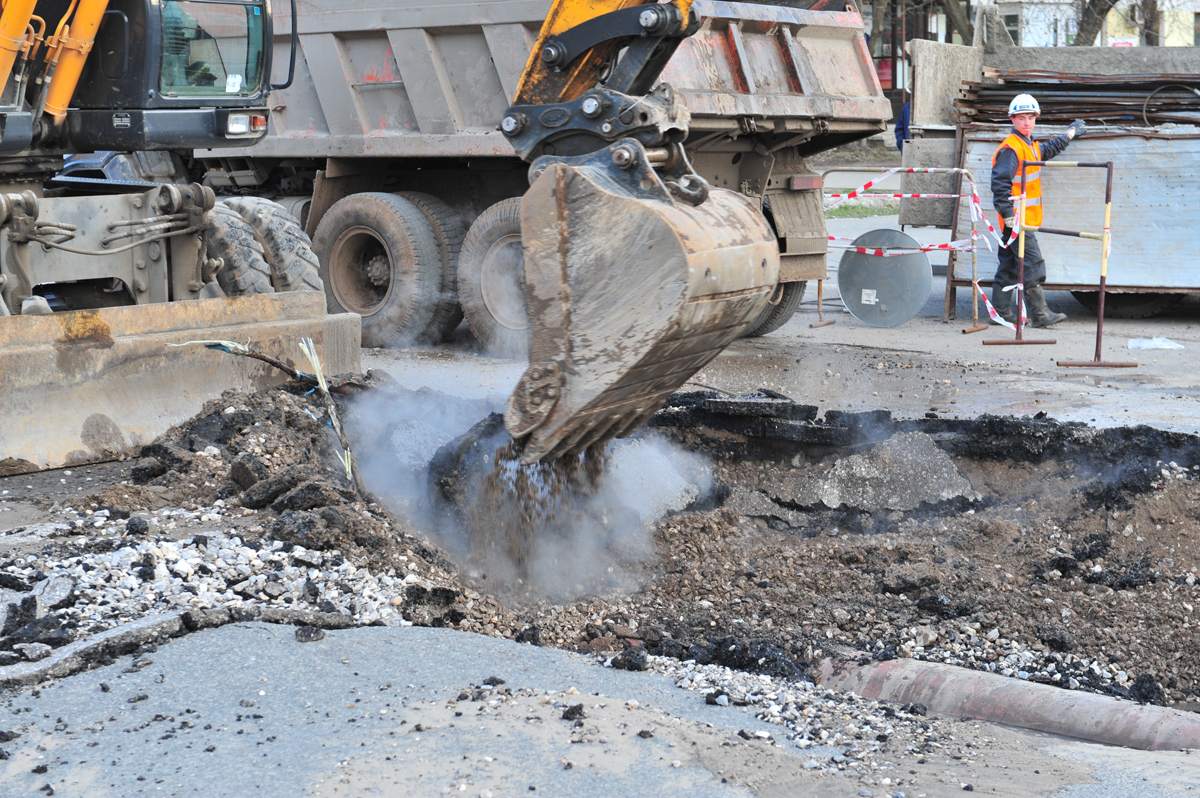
4,380,1199,715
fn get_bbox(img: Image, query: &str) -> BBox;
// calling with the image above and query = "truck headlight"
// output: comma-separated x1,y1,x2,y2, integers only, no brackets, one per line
226,114,250,135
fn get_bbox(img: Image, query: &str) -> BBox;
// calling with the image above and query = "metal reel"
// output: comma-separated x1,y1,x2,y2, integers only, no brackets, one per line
836,228,931,328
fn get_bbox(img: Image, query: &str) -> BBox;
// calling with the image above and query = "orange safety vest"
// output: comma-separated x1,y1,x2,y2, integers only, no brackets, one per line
992,133,1043,228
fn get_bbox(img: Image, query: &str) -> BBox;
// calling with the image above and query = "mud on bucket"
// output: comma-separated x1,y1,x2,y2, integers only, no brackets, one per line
506,142,780,464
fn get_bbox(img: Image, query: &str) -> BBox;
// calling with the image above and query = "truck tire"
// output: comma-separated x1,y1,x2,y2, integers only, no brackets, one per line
220,197,323,292
743,281,806,337
1071,290,1182,319
457,198,528,359
205,203,275,296
396,191,465,341
311,192,443,348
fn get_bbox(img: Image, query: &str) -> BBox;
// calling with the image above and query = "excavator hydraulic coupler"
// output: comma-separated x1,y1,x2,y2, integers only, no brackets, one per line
504,139,779,463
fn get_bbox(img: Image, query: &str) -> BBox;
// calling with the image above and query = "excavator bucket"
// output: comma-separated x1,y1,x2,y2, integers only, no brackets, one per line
0,293,360,475
504,140,779,463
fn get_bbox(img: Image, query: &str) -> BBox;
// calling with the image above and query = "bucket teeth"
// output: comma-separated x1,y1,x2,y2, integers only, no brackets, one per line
506,140,780,464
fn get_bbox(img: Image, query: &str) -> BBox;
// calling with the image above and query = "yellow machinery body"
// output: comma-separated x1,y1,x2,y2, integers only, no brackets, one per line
0,0,362,475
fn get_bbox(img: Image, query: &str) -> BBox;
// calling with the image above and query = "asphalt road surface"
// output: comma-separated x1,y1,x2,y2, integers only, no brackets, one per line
3,624,1199,797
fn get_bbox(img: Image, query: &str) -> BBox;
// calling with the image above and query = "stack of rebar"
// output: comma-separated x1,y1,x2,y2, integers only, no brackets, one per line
954,69,1200,127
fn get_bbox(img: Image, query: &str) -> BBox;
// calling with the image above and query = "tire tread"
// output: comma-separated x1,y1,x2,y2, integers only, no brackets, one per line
206,203,275,297
396,191,465,341
222,197,323,292
743,281,806,337
458,197,528,359
311,192,442,348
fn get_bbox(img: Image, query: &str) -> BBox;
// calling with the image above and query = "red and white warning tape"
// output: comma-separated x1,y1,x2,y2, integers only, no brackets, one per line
827,234,978,257
824,167,1021,254
972,279,1027,330
827,192,969,200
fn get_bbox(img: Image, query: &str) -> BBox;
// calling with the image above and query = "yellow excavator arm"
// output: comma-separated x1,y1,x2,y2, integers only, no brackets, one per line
499,0,780,463
516,0,694,105
0,0,114,129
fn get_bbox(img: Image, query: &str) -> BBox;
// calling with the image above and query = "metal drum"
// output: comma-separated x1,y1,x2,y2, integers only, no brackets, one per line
837,228,931,328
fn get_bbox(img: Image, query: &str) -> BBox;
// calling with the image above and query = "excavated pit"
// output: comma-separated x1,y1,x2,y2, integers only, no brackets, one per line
413,387,1200,708
4,379,1199,713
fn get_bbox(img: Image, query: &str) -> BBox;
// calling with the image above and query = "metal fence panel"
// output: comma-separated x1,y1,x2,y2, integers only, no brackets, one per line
955,128,1200,289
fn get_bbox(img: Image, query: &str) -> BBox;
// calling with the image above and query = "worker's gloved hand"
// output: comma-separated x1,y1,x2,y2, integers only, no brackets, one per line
1067,119,1087,140
1003,217,1016,230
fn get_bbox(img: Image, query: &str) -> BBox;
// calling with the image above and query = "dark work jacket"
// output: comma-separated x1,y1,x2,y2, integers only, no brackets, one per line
990,127,1071,220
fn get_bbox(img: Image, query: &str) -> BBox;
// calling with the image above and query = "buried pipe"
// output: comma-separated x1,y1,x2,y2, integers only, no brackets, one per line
817,656,1200,751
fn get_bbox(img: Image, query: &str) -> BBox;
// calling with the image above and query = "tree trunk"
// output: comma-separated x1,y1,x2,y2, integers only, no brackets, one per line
940,0,974,43
1074,0,1119,45
1142,0,1160,45
872,0,891,57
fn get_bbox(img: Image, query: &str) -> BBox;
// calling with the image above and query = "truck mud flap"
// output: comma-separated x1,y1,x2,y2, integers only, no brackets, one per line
0,293,360,474
504,140,779,463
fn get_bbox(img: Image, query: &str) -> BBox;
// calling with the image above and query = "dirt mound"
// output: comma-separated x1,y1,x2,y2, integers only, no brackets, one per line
517,397,1200,709
34,378,519,639
41,383,1200,711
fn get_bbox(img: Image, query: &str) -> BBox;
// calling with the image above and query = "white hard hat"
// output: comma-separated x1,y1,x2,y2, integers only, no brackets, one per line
1008,94,1041,116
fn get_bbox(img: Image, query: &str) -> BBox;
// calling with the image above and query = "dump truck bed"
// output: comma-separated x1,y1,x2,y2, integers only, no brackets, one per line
210,0,889,161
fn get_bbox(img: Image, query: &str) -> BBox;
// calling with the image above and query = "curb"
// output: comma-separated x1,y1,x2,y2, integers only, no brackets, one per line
818,656,1200,752
0,606,361,690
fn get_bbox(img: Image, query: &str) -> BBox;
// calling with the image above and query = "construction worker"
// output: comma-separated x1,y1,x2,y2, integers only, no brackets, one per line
990,95,1087,326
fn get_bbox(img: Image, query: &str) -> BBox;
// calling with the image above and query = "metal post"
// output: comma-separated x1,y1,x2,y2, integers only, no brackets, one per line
962,215,987,333
811,279,836,328
1058,161,1136,368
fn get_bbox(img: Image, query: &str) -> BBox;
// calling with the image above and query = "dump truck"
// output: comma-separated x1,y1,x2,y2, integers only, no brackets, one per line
192,0,888,345
0,0,360,475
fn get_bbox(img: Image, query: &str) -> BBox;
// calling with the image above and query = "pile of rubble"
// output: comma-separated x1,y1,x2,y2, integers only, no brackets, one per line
1,382,524,669
5,381,1200,724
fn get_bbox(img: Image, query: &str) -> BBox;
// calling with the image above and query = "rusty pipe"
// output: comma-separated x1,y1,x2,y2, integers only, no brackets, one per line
819,657,1200,751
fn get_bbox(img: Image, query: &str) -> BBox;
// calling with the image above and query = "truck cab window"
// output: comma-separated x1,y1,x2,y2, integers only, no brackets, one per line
160,0,264,95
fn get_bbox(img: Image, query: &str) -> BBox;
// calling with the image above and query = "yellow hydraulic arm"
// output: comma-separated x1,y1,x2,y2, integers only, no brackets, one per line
0,0,112,128
516,0,694,105
42,0,111,125
0,0,39,90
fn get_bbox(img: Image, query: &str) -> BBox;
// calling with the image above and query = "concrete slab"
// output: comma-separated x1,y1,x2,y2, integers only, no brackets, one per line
0,292,360,472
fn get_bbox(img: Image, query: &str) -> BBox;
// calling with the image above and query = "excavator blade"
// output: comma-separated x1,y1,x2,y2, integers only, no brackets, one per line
0,292,360,475
504,140,779,464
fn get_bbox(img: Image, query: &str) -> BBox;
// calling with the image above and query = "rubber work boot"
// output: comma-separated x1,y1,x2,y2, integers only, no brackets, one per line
1026,284,1067,327
989,285,1015,325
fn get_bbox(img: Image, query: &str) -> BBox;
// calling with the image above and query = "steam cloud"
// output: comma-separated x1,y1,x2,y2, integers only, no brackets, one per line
343,383,712,601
